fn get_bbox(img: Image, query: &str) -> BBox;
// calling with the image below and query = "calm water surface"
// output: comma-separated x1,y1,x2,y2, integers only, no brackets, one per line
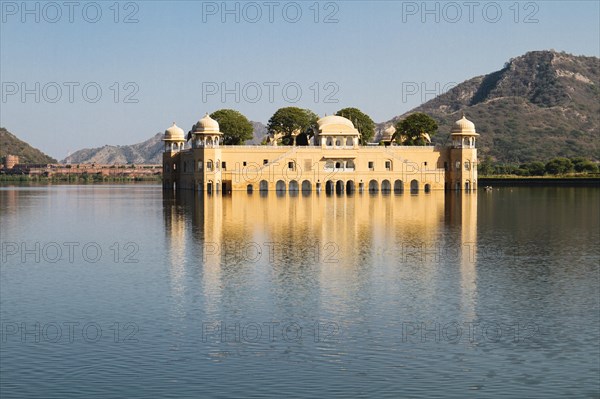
0,185,598,398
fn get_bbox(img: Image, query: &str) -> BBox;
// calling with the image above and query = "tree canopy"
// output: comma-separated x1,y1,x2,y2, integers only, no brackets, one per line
335,107,376,144
267,107,318,145
393,113,438,145
209,109,254,145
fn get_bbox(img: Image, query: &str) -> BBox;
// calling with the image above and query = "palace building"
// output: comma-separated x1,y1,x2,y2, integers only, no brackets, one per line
162,113,478,193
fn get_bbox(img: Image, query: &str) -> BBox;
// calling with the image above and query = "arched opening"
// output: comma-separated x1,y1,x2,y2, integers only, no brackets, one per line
289,180,299,192
381,179,391,193
259,180,269,192
325,160,334,171
424,183,431,193
335,139,341,147
465,181,470,191
301,180,311,192
276,180,286,192
336,180,344,194
206,137,213,147
326,137,333,146
247,184,253,194
207,181,213,194
410,179,419,194
346,160,355,170
325,180,334,194
368,179,379,193
394,179,404,194
335,161,342,169
346,137,353,146
346,180,355,193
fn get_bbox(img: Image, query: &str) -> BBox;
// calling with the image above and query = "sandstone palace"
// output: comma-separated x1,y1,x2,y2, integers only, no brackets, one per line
162,113,478,194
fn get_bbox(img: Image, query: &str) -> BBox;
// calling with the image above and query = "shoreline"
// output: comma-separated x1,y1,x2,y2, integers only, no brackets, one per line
478,176,600,187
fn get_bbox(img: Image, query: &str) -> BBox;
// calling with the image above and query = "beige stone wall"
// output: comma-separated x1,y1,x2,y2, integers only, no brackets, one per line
164,145,460,192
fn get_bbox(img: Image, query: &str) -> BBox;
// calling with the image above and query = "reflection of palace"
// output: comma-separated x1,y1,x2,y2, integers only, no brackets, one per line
162,114,478,193
162,191,478,318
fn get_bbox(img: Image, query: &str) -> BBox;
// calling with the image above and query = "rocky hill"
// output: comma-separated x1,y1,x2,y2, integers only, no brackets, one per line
0,128,57,164
62,133,165,164
62,122,269,164
380,51,599,162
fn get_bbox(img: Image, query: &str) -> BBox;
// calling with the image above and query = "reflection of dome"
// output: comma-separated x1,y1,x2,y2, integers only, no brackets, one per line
451,115,477,135
317,115,359,135
164,122,185,141
192,113,220,133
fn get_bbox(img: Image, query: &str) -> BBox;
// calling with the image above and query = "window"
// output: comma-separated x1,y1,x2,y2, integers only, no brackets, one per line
464,161,470,171
456,161,461,170
243,161,247,166
198,161,203,171
368,161,374,170
424,162,428,166
385,161,391,171
444,162,448,171
288,161,294,170
263,159,268,165
222,162,227,170
207,161,213,171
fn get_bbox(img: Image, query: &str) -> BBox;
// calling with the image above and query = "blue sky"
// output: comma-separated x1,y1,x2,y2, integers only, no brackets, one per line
1,0,599,159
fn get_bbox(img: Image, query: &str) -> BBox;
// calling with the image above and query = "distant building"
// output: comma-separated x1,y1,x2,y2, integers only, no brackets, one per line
3,155,19,169
163,114,478,193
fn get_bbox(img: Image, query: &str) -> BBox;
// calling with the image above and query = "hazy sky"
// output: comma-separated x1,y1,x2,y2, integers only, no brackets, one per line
1,0,599,159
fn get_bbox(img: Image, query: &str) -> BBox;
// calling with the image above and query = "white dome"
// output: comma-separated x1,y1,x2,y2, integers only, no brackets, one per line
164,122,185,141
317,114,359,136
192,113,220,134
381,125,396,141
317,115,355,129
451,115,477,135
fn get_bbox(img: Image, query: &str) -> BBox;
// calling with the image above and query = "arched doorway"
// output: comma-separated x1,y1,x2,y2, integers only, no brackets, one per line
336,180,344,194
325,180,334,194
394,179,404,194
259,180,269,192
369,180,379,193
465,180,470,191
410,179,419,194
346,180,355,193
247,184,253,193
301,180,311,192
424,183,431,193
289,180,299,192
276,180,286,192
381,180,391,193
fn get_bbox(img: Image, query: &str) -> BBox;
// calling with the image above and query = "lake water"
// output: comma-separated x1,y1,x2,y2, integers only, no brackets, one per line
1,185,598,398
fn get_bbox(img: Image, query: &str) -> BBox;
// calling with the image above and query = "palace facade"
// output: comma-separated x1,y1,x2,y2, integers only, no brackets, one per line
162,113,478,193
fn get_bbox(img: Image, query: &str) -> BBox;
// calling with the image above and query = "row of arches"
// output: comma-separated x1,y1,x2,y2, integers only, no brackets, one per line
246,179,431,194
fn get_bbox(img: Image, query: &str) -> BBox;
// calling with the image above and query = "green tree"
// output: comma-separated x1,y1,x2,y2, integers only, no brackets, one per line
335,107,376,144
267,107,318,145
518,161,546,176
571,157,599,173
545,157,573,175
210,109,254,145
393,113,438,145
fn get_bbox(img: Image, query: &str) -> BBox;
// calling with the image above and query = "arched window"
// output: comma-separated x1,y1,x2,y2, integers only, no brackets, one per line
206,161,213,171
464,161,470,170
198,161,203,171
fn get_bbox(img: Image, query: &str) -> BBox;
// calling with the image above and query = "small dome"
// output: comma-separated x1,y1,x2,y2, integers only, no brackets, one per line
317,115,355,129
451,115,477,135
192,113,220,134
317,114,359,136
164,122,185,141
381,125,396,141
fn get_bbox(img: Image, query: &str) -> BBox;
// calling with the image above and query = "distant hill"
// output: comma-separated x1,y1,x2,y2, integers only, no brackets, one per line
62,133,164,164
63,122,269,164
380,51,599,162
247,121,268,145
0,128,57,164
